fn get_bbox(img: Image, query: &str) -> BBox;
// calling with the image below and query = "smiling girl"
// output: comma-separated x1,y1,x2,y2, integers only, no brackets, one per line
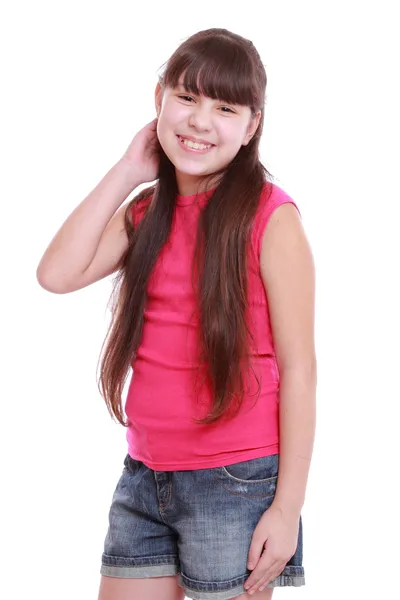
37,28,316,600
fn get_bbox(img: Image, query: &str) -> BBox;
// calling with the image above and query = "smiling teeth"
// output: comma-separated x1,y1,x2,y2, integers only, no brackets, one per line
180,137,212,150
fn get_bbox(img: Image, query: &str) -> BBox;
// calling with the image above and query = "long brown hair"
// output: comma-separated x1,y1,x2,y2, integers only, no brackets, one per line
97,28,275,426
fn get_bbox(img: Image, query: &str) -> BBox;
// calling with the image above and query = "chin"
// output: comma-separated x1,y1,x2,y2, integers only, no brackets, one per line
169,157,211,176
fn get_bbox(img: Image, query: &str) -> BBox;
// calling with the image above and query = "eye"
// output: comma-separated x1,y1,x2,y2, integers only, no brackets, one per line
178,94,195,102
219,106,235,114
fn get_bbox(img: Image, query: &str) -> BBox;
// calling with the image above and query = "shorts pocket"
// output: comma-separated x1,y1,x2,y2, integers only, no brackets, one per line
213,455,279,498
222,454,279,484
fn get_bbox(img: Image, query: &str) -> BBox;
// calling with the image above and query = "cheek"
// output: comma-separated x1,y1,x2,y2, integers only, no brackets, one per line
156,117,174,152
160,102,186,128
219,122,246,145
157,106,183,143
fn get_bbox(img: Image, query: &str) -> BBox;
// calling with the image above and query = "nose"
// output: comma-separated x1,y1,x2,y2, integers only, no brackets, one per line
188,104,212,132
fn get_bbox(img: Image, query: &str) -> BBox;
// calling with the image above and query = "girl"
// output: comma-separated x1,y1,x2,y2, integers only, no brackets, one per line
37,28,316,600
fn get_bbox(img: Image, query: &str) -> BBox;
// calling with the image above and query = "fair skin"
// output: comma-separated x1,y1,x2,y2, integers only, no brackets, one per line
154,79,261,196
242,202,316,595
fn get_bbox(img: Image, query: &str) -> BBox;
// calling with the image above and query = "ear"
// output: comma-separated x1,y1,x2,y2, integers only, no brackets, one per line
243,110,261,146
154,82,163,117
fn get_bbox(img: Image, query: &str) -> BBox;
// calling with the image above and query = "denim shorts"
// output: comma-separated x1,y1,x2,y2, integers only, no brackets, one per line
100,453,305,600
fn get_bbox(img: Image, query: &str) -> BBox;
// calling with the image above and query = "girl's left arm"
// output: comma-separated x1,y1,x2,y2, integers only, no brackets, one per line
260,202,317,516
273,367,316,516
245,201,316,593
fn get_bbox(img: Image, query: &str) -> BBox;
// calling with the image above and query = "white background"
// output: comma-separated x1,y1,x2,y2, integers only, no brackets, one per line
1,1,399,599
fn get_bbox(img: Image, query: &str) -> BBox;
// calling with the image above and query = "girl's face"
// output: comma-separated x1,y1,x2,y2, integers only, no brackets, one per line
155,80,261,196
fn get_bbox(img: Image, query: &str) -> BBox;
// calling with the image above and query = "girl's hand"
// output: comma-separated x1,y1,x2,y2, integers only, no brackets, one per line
244,504,300,595
121,118,161,184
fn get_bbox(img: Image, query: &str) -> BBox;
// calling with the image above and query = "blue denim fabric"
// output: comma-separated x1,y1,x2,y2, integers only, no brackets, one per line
101,453,305,599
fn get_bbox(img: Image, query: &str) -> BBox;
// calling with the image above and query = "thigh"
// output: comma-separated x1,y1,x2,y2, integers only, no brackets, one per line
169,455,304,599
97,574,185,600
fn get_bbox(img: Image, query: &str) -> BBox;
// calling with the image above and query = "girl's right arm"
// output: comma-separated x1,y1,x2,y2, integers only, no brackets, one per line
36,159,144,294
36,119,160,294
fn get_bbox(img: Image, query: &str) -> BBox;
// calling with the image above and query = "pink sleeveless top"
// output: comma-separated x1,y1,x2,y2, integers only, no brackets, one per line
124,181,301,470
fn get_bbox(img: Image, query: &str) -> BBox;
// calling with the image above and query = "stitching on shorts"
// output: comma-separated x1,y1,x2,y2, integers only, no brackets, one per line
221,466,278,484
211,468,277,499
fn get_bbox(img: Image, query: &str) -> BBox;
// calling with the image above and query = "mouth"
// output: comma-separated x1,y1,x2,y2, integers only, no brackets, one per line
177,135,216,154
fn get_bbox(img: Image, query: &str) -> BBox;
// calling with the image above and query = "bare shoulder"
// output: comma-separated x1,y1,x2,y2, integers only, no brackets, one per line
260,202,308,260
260,202,316,370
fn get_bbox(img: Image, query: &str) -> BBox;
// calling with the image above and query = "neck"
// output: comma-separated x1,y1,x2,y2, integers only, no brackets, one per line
175,171,222,196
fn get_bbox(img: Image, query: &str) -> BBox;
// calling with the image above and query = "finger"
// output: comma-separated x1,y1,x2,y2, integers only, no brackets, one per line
256,561,287,593
245,559,281,594
257,562,286,591
244,554,274,592
245,545,267,588
247,535,266,570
